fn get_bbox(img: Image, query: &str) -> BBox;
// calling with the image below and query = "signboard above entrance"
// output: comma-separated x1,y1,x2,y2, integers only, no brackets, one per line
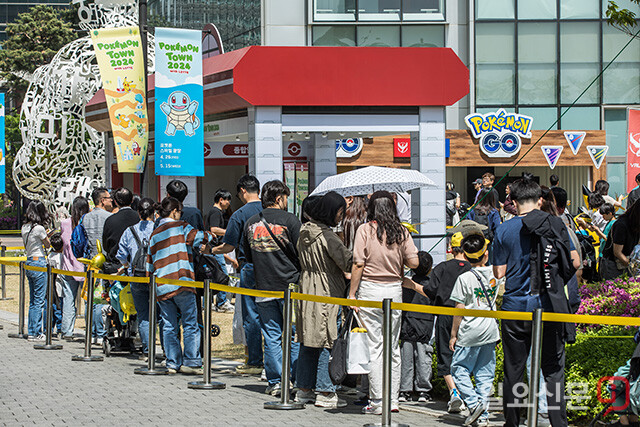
464,109,533,159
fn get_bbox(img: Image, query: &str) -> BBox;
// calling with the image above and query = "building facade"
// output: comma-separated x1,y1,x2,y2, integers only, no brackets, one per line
0,0,69,41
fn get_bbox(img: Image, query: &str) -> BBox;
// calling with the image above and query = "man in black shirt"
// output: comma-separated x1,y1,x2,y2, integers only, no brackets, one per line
206,189,235,312
628,173,640,209
482,172,500,208
243,180,301,396
102,187,139,273
167,179,204,230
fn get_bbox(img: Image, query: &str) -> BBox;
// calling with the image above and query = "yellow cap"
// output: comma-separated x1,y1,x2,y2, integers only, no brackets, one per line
451,232,464,248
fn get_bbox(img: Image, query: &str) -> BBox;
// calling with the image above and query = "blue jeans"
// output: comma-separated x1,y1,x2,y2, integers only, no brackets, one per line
296,346,335,392
214,254,227,307
451,343,496,416
256,298,299,387
61,277,81,337
44,295,62,334
26,259,47,336
89,303,108,338
130,282,150,354
158,291,201,370
240,263,263,367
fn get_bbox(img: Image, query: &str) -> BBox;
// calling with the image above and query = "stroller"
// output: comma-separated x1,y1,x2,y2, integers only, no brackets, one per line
99,279,139,357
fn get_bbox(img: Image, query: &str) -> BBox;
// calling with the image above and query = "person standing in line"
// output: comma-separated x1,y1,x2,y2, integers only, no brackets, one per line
595,179,624,210
83,187,112,258
600,200,640,280
549,174,559,188
348,191,419,415
295,192,352,408
22,201,52,341
472,179,483,204
102,187,140,274
467,189,500,243
46,233,65,337
147,197,217,375
166,179,204,230
60,196,90,341
628,173,640,209
481,173,500,209
211,174,264,375
243,180,302,396
205,188,235,313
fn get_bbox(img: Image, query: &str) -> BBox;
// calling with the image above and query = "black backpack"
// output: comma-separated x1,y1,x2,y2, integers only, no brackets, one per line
129,226,149,277
474,210,494,241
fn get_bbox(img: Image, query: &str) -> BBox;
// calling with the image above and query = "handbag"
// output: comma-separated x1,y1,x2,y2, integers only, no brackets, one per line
329,309,353,385
347,312,371,375
259,212,301,273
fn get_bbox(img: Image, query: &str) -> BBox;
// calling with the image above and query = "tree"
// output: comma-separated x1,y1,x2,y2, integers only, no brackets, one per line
607,0,640,36
0,5,77,108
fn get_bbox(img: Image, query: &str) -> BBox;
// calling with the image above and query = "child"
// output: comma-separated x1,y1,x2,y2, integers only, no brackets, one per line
449,234,501,427
47,232,64,336
590,203,616,245
399,251,435,403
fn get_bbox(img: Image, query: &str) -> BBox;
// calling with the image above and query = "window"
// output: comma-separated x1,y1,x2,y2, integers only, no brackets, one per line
560,0,598,19
313,0,444,22
312,26,357,46
401,25,444,47
518,107,558,130
560,107,600,130
603,23,640,104
357,25,400,46
358,0,401,21
560,22,599,103
518,0,556,20
518,22,556,104
475,0,514,20
605,108,628,157
314,0,356,21
403,0,444,21
476,23,515,104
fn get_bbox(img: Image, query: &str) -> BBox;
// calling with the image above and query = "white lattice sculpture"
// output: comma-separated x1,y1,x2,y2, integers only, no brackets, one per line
13,0,155,210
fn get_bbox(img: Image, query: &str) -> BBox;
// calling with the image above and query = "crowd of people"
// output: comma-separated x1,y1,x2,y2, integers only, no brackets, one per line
18,169,638,426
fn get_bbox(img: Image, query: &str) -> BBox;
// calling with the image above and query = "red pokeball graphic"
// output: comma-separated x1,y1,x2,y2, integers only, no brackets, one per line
203,143,211,158
288,142,302,157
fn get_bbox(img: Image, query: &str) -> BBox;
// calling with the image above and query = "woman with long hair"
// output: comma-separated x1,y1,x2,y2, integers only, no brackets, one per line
601,197,640,279
59,196,90,340
467,188,501,241
295,192,352,408
116,197,156,358
147,196,217,374
540,186,559,216
348,191,419,414
22,201,52,341
342,195,368,250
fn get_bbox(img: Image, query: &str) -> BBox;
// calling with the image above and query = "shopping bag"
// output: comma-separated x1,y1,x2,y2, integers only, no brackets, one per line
346,313,370,375
329,310,353,385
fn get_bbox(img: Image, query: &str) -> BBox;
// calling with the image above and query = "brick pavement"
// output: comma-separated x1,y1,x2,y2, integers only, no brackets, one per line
0,319,449,427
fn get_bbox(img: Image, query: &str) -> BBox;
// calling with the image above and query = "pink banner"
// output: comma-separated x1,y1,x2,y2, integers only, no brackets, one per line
628,109,640,192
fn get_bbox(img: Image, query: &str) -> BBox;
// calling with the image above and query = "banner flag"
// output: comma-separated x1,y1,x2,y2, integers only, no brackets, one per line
588,145,609,170
154,28,204,176
0,94,5,194
628,108,640,192
563,131,585,155
541,146,563,169
91,26,149,173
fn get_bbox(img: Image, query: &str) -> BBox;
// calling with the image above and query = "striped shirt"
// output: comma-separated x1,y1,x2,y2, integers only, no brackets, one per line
146,218,215,300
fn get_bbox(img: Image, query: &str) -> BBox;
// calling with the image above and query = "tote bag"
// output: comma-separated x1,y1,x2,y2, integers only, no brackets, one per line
347,313,371,375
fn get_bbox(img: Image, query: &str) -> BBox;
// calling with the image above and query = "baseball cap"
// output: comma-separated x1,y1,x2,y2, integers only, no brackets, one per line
450,232,464,248
447,219,488,238
472,179,483,185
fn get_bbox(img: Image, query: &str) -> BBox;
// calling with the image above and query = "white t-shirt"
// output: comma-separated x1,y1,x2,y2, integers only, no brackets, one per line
22,223,47,258
48,251,64,298
603,195,617,206
450,266,501,348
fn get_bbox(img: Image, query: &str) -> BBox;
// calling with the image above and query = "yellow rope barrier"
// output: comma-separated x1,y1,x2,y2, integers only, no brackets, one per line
93,272,148,283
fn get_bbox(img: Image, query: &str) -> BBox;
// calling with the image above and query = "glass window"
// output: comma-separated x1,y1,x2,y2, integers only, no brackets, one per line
603,23,640,104
518,23,556,104
312,26,356,46
357,25,400,46
518,107,558,130
560,22,599,103
358,0,401,21
475,0,515,20
605,108,628,157
401,25,444,47
607,163,626,199
518,0,556,20
314,0,356,21
560,0,599,19
476,23,515,105
402,0,444,21
560,107,600,130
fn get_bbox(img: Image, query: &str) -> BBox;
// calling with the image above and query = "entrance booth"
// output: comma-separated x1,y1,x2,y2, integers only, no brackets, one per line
86,46,469,261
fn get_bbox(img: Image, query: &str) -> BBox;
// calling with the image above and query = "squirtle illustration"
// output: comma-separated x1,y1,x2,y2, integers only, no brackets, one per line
160,91,200,136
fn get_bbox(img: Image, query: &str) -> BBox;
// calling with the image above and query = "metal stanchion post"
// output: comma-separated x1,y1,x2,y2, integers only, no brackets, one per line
72,270,102,361
365,299,407,427
8,261,27,338
264,285,304,410
135,275,167,375
527,308,543,427
34,265,62,350
189,279,225,389
0,245,11,301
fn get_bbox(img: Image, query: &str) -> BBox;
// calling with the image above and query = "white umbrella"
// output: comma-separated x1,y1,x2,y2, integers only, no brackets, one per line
310,166,436,197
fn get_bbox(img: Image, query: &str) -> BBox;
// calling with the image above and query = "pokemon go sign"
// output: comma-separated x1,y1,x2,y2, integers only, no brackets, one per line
464,109,533,158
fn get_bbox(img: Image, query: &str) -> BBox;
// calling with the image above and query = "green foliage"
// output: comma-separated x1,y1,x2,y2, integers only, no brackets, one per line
607,1,640,37
0,5,77,107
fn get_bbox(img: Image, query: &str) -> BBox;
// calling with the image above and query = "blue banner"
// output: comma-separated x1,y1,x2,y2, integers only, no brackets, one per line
0,93,5,194
154,28,204,176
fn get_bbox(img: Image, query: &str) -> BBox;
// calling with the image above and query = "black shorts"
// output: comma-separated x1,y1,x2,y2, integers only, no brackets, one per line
435,314,454,377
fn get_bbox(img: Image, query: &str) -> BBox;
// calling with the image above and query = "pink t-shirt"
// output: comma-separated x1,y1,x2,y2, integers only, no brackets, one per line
60,218,85,281
353,222,418,284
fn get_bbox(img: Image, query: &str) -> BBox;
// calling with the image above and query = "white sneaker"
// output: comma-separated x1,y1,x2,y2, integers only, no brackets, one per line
448,389,464,414
27,334,46,342
92,337,104,345
315,392,347,408
265,383,281,396
260,368,267,382
215,301,235,313
295,389,316,404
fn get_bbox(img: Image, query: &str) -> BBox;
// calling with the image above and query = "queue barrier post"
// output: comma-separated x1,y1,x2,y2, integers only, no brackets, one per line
34,264,62,350
527,308,543,427
8,261,27,338
364,298,408,427
264,285,304,410
72,269,103,361
189,279,225,390
135,275,168,375
0,245,11,302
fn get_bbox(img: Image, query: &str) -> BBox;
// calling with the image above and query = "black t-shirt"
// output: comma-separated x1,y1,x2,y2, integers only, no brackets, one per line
102,207,140,269
243,208,301,292
423,258,471,307
182,206,204,231
603,216,639,260
205,206,225,231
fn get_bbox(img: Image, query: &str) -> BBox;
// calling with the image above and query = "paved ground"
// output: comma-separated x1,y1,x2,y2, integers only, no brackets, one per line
0,318,463,427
